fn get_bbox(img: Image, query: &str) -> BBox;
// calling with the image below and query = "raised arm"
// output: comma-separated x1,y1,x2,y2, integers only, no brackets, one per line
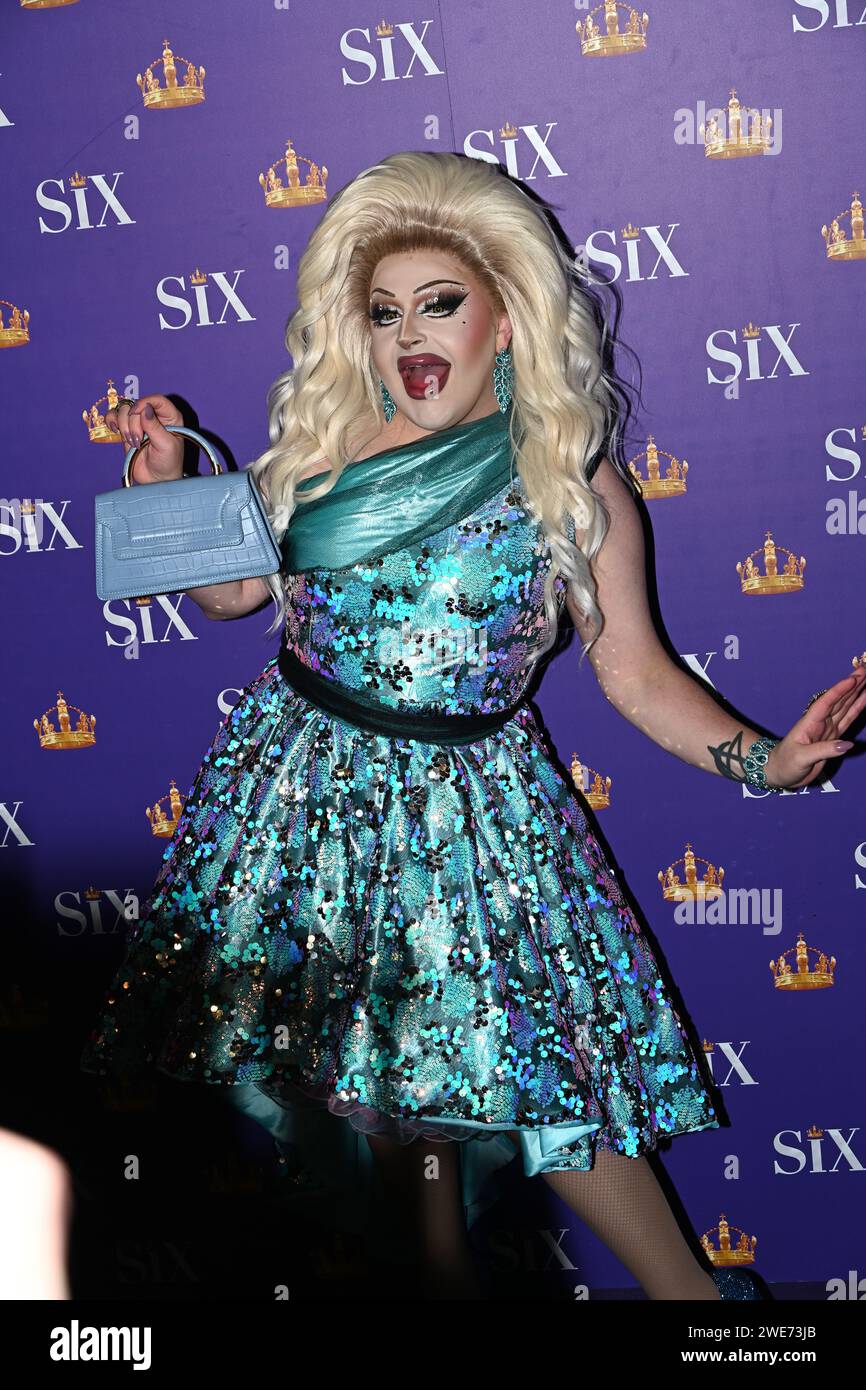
105,396,277,623
565,459,865,792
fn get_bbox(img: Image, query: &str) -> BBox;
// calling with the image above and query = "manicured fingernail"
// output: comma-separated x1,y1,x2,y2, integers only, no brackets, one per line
836,741,854,752
144,403,154,418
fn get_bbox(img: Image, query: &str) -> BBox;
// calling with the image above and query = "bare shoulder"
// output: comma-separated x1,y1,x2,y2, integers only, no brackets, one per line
585,455,637,509
569,456,638,545
296,419,397,483
297,460,332,483
564,456,646,631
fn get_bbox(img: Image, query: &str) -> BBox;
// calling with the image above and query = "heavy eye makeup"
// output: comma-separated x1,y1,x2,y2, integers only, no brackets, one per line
368,289,469,329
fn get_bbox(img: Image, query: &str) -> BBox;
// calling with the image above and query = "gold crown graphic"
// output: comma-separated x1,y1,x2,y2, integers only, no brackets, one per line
375,19,394,37
84,885,101,900
500,121,519,140
34,691,96,749
21,499,36,514
806,1124,824,1139
700,89,772,159
737,531,806,594
742,321,762,339
0,299,30,348
853,650,866,670
621,222,641,239
576,2,649,57
137,39,205,109
82,379,125,443
769,932,836,991
259,138,328,208
627,436,688,499
658,842,724,903
19,0,79,7
700,1214,757,1267
147,779,185,837
570,754,611,810
822,190,866,261
69,172,87,188
702,1039,714,1053
190,267,208,285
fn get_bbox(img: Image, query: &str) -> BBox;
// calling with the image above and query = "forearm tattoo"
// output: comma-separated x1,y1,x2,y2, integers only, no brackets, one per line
706,729,752,783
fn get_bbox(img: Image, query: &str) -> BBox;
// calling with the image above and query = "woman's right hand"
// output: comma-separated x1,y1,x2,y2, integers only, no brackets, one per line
105,394,185,483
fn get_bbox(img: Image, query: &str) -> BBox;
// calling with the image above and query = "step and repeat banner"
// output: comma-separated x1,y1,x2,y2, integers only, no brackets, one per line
2,0,864,1297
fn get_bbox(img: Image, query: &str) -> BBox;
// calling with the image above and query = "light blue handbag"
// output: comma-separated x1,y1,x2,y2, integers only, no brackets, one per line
94,424,281,602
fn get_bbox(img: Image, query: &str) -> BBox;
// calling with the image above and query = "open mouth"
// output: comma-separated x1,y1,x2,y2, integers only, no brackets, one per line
397,356,451,400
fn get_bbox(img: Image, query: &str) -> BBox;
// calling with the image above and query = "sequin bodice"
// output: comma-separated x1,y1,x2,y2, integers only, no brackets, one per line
281,477,563,717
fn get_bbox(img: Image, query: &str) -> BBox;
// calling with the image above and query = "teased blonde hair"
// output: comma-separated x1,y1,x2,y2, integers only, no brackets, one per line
249,149,638,667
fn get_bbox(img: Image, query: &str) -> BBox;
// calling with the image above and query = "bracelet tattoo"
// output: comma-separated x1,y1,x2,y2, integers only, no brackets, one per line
706,729,752,783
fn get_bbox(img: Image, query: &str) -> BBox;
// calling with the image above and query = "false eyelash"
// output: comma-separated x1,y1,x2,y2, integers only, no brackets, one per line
368,290,468,328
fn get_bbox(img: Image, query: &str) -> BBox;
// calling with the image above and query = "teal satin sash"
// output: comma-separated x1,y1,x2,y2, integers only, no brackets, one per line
282,404,518,574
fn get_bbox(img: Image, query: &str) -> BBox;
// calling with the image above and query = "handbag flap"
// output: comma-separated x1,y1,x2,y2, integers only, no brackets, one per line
95,473,261,560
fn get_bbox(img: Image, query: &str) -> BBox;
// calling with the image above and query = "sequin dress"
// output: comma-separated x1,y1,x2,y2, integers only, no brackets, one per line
81,441,719,1221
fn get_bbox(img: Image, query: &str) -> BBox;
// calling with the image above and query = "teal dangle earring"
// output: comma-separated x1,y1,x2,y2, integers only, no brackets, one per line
379,378,397,423
493,345,514,412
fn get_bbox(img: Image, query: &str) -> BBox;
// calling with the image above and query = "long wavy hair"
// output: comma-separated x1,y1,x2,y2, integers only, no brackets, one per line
249,149,640,668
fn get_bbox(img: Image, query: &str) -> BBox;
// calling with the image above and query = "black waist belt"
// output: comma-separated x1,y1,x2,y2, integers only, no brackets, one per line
277,640,525,747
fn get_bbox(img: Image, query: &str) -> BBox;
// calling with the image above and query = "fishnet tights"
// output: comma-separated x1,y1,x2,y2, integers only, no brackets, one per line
540,1146,721,1300
366,1132,720,1300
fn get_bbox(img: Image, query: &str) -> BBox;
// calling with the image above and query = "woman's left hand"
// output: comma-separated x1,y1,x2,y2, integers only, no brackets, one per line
764,667,866,790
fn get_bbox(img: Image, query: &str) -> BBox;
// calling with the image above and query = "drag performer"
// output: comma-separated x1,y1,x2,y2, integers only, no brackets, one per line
82,151,865,1300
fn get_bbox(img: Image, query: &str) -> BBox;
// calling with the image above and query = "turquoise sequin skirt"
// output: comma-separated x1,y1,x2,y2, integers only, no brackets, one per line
80,655,720,1227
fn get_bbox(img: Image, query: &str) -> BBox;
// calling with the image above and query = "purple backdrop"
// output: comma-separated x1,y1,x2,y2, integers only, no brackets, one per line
3,0,865,1295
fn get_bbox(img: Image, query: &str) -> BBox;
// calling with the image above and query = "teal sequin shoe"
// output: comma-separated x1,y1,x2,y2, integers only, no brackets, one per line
711,1268,767,1300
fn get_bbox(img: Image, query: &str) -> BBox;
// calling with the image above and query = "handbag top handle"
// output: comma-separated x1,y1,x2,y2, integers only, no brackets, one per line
122,423,225,487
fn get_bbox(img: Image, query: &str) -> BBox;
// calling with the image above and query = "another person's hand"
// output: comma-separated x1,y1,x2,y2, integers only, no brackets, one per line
105,393,185,483
0,1129,71,1299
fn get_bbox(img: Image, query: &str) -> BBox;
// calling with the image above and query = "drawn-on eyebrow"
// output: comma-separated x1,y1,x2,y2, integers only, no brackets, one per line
369,279,467,297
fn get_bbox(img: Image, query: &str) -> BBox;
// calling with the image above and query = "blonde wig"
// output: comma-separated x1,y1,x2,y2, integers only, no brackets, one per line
249,149,640,668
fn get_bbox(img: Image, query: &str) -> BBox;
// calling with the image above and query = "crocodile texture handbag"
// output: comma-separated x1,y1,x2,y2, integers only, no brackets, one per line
94,424,281,602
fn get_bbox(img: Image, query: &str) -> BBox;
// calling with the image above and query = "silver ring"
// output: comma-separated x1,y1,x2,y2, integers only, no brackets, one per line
803,689,829,715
